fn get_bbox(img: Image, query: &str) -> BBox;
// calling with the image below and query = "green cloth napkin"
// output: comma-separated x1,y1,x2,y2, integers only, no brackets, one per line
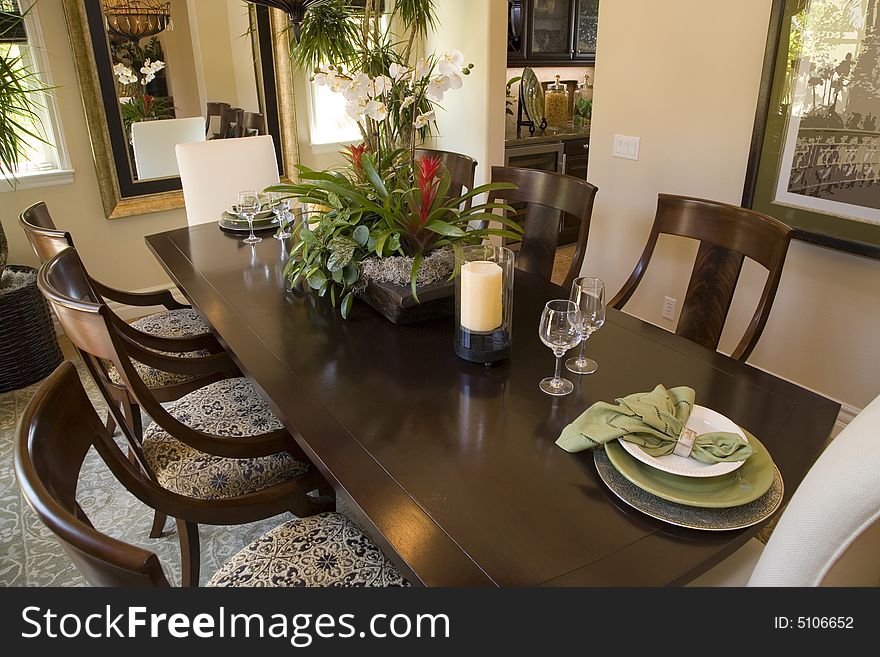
556,385,753,464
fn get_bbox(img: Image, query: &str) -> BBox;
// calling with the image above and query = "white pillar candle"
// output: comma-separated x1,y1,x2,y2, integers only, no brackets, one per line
460,260,503,332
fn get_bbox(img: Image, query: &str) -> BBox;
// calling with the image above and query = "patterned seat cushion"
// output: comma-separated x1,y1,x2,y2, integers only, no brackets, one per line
143,378,309,500
130,308,210,338
207,512,409,587
104,309,212,388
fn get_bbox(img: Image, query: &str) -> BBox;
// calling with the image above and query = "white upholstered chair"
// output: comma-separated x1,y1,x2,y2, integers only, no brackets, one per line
691,393,880,586
131,117,206,180
176,134,280,226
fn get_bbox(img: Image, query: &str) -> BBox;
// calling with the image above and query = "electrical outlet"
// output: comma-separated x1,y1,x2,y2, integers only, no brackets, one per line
662,296,677,321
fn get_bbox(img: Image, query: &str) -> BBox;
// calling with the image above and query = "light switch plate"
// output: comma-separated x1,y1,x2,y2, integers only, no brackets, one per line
613,134,640,161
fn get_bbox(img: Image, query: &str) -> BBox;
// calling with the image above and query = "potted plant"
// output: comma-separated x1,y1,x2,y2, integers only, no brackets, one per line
0,4,63,391
262,0,522,321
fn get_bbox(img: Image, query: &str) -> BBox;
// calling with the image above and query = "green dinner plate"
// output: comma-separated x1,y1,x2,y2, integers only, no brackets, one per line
604,428,776,508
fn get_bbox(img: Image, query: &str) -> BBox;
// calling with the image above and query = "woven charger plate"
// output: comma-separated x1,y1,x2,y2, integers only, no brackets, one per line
594,448,784,531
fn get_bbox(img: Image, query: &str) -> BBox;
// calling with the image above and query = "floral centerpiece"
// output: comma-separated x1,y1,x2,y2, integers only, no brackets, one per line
266,0,521,319
114,59,172,137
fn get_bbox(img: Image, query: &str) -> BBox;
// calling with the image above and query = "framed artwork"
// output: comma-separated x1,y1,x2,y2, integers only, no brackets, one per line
743,0,880,259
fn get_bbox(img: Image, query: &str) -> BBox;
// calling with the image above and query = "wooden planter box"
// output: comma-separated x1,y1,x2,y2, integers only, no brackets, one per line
359,277,455,325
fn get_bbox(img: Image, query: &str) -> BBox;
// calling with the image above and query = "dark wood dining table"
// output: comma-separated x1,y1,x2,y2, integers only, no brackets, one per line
146,223,840,587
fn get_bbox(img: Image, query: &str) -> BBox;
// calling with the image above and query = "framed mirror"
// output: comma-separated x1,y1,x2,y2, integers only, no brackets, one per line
62,0,299,219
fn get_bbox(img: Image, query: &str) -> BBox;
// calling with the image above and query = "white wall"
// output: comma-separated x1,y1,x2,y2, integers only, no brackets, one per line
427,0,507,185
586,0,880,410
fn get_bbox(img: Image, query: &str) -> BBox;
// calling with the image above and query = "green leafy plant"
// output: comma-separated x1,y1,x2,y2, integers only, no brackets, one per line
574,96,592,120
0,3,51,182
119,94,174,137
274,147,521,318
505,75,521,117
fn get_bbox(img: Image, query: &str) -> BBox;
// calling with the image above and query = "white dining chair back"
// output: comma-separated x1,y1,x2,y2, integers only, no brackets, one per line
131,117,206,180
691,393,880,587
176,135,280,226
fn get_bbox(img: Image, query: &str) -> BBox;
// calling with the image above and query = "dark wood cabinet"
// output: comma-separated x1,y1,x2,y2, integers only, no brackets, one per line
560,137,590,243
508,0,599,66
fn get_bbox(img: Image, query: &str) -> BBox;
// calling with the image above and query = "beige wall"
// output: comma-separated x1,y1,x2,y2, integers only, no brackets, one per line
159,0,202,119
587,0,880,410
427,0,507,186
0,0,186,291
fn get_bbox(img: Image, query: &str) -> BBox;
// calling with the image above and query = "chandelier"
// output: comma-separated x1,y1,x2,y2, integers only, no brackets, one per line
101,0,173,44
244,1,321,42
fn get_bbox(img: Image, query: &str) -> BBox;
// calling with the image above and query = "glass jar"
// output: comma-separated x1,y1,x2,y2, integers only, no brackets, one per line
454,245,515,364
573,73,593,132
544,75,569,129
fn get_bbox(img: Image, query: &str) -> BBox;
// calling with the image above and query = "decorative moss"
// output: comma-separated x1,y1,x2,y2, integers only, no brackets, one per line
358,247,455,290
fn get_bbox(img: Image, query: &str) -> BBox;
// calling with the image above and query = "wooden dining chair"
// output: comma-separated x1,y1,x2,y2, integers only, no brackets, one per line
487,166,598,289
205,101,230,139
37,248,336,586
15,362,406,587
239,111,266,137
20,202,220,428
609,194,794,362
220,106,244,139
414,147,477,210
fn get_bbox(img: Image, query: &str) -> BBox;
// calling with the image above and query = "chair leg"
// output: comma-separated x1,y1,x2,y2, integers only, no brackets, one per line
176,519,201,588
149,511,167,539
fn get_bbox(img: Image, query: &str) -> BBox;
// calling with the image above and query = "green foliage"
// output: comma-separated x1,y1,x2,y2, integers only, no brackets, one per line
0,5,51,181
270,149,522,316
119,95,175,137
292,0,361,72
574,97,592,120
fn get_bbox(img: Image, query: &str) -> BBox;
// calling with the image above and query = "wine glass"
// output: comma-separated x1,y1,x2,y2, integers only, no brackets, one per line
538,299,583,396
237,190,261,245
269,191,292,240
566,277,605,375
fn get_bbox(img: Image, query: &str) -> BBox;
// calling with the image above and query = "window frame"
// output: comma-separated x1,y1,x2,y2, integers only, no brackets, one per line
1,0,73,192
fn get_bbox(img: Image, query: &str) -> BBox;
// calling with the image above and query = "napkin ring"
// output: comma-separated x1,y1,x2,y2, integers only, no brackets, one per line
673,427,697,458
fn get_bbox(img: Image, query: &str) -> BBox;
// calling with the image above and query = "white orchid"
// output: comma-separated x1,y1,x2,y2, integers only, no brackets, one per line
425,75,451,102
370,75,392,97
343,73,370,101
400,95,416,110
345,98,366,121
414,57,431,81
448,72,463,90
363,100,388,122
438,50,464,76
389,63,409,81
413,110,435,130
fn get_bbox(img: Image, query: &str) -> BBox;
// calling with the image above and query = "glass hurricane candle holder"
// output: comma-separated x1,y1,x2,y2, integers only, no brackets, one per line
454,245,515,365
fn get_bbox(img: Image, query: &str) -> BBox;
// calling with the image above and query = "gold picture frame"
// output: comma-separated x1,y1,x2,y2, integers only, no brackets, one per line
61,0,300,220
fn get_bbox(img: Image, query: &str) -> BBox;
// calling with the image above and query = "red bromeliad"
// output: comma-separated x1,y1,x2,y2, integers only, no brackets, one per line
343,143,371,171
416,155,443,224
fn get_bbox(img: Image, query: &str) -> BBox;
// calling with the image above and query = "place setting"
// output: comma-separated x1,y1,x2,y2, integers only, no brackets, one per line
556,383,784,531
219,190,295,243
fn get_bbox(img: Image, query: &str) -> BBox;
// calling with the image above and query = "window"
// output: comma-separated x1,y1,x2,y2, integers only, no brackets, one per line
307,78,362,146
1,0,72,190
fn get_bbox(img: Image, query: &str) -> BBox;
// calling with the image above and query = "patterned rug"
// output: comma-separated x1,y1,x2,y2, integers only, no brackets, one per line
0,332,293,587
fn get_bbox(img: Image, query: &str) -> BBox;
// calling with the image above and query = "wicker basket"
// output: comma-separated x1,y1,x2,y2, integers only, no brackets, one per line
0,265,63,393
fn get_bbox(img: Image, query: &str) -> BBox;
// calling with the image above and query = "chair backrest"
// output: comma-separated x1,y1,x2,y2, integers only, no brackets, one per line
240,111,265,137
176,135,280,226
131,117,206,180
206,101,231,138
748,394,880,586
14,361,170,587
19,202,74,263
414,148,477,209
487,166,598,289
610,194,793,361
220,106,244,139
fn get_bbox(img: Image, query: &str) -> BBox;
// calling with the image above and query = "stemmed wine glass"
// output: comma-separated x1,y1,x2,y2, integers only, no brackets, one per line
237,190,262,245
538,299,583,396
269,191,292,240
566,277,605,375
